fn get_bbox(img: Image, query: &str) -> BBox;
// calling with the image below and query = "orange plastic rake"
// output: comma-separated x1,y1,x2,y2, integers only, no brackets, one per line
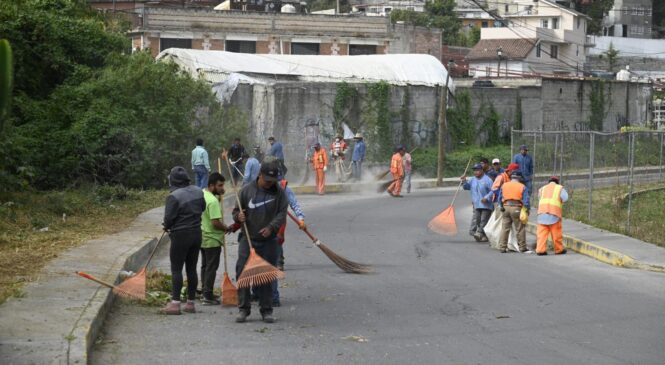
428,158,473,236
113,231,167,300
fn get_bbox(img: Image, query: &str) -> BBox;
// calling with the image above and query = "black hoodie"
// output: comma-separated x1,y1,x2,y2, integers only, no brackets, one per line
163,166,205,232
232,180,287,243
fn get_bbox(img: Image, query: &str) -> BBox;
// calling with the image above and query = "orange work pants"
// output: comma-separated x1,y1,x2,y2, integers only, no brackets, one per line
388,173,403,196
315,168,325,195
536,220,564,254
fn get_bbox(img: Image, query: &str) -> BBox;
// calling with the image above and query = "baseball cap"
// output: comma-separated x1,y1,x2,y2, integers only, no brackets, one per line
519,144,528,150
472,163,483,170
512,171,523,178
260,161,279,182
507,163,520,171
492,158,500,164
549,176,560,183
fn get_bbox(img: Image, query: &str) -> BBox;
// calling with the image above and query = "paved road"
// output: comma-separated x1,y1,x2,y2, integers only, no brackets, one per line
92,189,665,365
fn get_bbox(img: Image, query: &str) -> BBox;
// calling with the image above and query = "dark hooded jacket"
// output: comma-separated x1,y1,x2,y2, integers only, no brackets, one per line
163,166,205,232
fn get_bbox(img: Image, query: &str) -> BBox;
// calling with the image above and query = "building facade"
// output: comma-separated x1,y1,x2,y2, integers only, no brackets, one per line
602,0,653,39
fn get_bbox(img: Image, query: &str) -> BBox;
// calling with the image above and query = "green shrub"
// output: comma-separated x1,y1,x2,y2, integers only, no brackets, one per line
411,145,512,178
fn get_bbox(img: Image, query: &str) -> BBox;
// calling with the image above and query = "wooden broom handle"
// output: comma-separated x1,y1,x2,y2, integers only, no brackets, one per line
449,157,474,207
217,157,229,271
224,152,255,250
287,211,317,241
144,231,166,269
76,271,116,289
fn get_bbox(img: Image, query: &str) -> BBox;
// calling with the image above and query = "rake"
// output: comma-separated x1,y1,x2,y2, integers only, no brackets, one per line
224,154,284,289
76,271,144,300
428,157,473,236
287,211,372,274
218,157,238,307
113,231,167,300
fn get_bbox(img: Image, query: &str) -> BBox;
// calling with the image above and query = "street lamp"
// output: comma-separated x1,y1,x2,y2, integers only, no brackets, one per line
497,47,503,77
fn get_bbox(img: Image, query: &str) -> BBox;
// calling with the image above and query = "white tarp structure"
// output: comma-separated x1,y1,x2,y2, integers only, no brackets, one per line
157,49,455,91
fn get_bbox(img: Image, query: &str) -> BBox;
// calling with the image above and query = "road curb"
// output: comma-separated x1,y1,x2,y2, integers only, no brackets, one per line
525,222,665,273
67,237,159,364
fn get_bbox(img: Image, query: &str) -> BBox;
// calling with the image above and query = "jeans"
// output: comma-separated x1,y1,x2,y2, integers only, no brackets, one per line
404,171,412,193
352,160,362,180
524,179,533,198
169,229,201,301
236,234,278,315
194,165,208,189
271,244,283,302
200,246,221,300
471,209,492,237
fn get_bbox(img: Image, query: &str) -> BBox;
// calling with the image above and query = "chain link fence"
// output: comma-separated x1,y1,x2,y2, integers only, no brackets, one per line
511,130,665,235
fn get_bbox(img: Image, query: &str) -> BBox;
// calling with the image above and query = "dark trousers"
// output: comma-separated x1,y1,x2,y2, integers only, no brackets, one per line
231,162,244,185
236,234,278,315
472,208,492,237
169,229,201,301
200,246,221,300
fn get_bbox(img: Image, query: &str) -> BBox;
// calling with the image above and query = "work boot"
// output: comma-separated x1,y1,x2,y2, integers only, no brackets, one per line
262,314,275,323
519,248,533,254
201,296,221,305
162,301,181,315
183,301,196,313
499,248,507,253
555,249,567,255
236,311,249,323
537,252,548,256
272,299,281,307
473,232,482,242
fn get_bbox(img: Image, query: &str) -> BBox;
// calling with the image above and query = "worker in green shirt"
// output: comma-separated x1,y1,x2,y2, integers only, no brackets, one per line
200,172,230,305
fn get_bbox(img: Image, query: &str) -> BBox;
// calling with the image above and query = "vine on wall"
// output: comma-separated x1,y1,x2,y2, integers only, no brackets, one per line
589,79,606,131
333,81,358,134
399,88,412,148
363,81,392,161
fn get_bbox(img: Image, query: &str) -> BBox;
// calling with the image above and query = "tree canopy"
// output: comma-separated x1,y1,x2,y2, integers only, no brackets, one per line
390,0,462,45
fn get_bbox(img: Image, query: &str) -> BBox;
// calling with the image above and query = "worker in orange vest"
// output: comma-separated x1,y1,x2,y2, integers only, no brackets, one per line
497,171,531,253
536,176,569,255
311,142,328,195
490,162,519,201
387,145,406,198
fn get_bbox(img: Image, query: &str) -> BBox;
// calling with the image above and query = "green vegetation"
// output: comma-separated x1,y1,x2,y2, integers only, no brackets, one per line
447,90,475,147
0,188,167,303
390,0,461,45
588,79,606,131
411,145,511,178
576,0,615,35
600,42,620,73
0,39,12,130
566,183,665,248
333,82,358,134
363,81,392,162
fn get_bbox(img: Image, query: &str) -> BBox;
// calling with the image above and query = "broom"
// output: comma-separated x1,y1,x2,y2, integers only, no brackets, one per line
375,147,418,182
113,231,168,300
224,154,284,289
218,157,238,307
288,211,372,274
76,271,144,300
427,157,473,236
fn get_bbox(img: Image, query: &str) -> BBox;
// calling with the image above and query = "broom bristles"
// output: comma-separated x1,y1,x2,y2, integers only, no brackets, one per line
316,240,372,273
236,249,285,289
221,273,238,307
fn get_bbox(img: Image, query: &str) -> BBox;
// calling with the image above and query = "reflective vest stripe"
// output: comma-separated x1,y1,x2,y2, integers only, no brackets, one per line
538,184,563,217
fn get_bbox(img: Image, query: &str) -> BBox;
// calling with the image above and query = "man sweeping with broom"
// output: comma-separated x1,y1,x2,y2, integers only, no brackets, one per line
233,161,288,323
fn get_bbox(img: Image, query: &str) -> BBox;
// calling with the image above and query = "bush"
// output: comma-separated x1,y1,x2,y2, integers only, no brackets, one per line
411,145,512,178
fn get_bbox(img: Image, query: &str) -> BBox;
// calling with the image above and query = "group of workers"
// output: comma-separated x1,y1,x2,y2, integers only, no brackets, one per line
461,144,568,255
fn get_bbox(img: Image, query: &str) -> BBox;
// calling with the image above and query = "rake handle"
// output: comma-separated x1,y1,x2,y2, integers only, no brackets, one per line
224,152,255,250
144,231,166,269
287,211,317,242
215,161,229,274
77,271,117,290
449,157,474,207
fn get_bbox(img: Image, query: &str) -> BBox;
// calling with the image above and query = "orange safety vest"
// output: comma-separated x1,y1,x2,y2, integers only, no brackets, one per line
492,171,510,191
501,180,525,203
537,182,563,218
312,148,328,169
390,153,404,176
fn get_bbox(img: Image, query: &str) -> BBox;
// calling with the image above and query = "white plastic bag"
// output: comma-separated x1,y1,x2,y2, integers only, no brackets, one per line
485,209,519,251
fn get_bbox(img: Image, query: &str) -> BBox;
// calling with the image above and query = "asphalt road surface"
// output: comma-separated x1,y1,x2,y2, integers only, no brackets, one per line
92,188,665,365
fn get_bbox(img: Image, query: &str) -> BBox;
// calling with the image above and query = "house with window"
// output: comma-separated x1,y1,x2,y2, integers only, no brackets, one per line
602,0,653,39
465,0,591,77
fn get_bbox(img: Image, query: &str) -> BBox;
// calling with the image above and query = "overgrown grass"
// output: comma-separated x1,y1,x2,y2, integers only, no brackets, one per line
565,183,665,248
411,145,512,178
0,187,167,304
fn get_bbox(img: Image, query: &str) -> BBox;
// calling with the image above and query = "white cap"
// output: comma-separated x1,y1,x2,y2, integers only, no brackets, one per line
492,158,500,164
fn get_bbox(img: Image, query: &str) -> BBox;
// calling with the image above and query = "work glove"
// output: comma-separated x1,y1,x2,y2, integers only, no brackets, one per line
323,166,328,172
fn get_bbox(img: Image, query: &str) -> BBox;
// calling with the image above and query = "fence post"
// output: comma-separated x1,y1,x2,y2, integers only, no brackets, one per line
660,133,663,180
552,133,558,175
626,133,635,234
559,132,564,181
510,128,514,157
588,132,594,221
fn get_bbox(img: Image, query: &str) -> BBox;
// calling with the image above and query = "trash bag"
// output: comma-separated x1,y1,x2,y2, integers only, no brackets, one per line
485,209,520,251
520,207,529,224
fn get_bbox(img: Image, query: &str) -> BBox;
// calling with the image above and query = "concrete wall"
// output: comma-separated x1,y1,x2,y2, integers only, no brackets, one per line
458,78,652,139
227,81,440,172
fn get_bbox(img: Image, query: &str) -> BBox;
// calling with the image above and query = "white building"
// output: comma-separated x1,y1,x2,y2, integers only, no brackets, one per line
466,0,592,77
602,0,653,39
352,0,425,16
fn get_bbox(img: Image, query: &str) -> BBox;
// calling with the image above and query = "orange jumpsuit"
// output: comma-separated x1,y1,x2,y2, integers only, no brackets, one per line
312,147,328,195
536,183,565,254
387,152,404,196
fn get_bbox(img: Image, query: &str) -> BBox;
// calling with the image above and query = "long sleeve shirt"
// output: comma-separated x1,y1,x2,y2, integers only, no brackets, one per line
232,181,288,243
191,146,210,171
163,185,205,232
403,153,412,174
487,167,504,181
390,153,404,177
268,142,285,160
352,141,366,162
284,186,305,220
512,153,534,181
242,157,260,186
463,175,494,210
537,185,569,225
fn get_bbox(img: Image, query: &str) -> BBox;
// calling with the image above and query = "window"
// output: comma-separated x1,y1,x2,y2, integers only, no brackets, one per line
159,38,192,52
291,42,320,55
550,45,558,59
481,21,488,28
576,45,579,56
406,6,414,10
225,40,256,54
541,19,549,28
505,4,509,13
577,17,581,29
536,43,541,58
384,7,392,13
551,17,559,30
349,44,377,55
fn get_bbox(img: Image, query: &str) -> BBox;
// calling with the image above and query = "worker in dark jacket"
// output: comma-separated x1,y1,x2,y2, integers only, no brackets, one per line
233,161,288,324
162,166,206,315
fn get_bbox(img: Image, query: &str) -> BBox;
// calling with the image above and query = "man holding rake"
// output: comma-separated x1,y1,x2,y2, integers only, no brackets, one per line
233,161,288,323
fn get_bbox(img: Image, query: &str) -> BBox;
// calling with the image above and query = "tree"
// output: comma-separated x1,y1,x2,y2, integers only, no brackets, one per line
391,0,461,44
576,0,614,35
601,42,620,72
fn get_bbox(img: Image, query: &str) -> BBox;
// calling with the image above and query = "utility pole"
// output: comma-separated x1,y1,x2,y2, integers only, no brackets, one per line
436,61,453,186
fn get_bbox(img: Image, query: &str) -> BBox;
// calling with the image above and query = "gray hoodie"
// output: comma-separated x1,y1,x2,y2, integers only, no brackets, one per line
163,167,205,232
232,180,288,243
